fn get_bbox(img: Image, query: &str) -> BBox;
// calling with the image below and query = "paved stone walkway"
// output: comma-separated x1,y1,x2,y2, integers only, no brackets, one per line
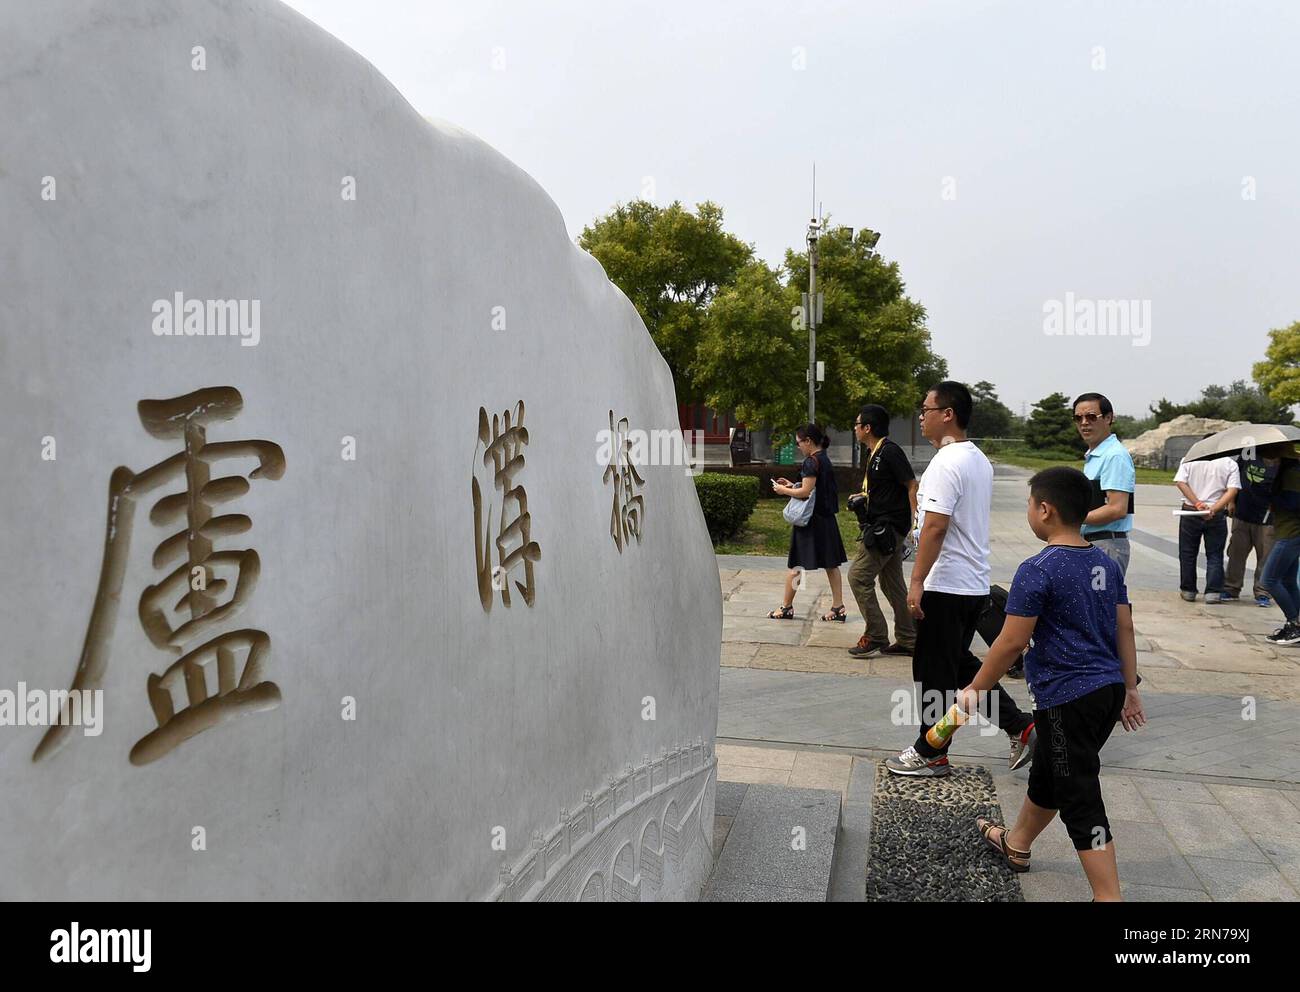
714,465,1300,900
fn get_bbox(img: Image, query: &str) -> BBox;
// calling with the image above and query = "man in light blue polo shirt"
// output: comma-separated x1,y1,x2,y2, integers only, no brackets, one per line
1074,392,1136,576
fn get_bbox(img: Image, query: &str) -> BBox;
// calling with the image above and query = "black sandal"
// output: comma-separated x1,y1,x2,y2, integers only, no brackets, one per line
767,605,795,620
821,605,847,622
977,817,1031,873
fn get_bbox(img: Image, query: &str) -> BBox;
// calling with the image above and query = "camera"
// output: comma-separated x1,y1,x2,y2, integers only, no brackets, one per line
846,493,870,529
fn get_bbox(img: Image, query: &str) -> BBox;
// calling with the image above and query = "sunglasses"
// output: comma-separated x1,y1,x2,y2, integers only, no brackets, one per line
1072,412,1106,424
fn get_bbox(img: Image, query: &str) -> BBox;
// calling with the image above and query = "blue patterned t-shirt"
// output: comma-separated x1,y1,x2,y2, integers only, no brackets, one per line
1004,544,1128,708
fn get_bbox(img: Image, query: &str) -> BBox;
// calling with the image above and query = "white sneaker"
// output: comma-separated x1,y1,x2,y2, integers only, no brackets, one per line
884,746,951,777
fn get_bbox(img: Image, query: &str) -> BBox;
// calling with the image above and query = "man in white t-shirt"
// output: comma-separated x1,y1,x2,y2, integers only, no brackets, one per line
1173,444,1241,604
885,381,1037,778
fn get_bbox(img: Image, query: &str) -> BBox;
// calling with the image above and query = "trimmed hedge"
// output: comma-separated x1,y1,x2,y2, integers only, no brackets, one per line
982,442,1084,463
694,472,760,540
704,462,865,500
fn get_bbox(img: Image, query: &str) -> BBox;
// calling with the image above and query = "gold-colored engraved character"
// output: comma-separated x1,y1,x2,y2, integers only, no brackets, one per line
473,401,541,610
603,410,645,553
33,387,285,765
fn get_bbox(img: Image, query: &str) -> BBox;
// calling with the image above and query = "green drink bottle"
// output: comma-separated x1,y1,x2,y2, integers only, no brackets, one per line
925,703,968,750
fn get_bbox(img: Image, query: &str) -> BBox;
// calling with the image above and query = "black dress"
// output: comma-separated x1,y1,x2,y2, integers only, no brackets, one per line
787,450,848,570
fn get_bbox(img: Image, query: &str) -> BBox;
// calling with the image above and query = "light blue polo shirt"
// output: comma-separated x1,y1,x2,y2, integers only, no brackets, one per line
1081,433,1136,535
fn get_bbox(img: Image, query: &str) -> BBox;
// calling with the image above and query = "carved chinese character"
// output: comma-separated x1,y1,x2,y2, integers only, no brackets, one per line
603,411,645,553
33,386,285,765
473,401,541,609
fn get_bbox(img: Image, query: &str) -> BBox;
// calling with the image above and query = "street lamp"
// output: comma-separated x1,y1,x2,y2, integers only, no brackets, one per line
806,215,820,423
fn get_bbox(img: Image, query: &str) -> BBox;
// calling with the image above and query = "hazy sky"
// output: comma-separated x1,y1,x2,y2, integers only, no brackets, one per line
283,0,1299,417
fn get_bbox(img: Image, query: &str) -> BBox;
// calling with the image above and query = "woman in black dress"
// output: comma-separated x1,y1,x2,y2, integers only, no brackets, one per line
768,423,849,621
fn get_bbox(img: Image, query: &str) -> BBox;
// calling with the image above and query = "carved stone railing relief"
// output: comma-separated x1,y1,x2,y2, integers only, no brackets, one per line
489,738,715,902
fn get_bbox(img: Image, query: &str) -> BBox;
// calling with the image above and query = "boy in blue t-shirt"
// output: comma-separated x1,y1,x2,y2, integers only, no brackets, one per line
959,467,1146,901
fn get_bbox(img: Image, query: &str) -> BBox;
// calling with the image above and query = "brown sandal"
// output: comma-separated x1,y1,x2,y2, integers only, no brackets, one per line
977,817,1031,873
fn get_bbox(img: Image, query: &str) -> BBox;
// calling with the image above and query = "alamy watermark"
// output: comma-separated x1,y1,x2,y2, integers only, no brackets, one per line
151,292,261,346
50,923,150,972
1043,292,1150,347
595,427,707,476
890,687,1002,737
1,684,103,736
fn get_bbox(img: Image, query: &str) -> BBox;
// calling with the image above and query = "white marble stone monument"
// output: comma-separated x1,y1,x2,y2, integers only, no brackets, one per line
0,0,720,900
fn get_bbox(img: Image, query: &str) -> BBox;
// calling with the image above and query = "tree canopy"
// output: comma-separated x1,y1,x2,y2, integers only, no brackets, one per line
578,201,751,403
1253,320,1300,409
967,381,1018,439
1024,391,1086,454
581,201,945,433
1148,379,1292,426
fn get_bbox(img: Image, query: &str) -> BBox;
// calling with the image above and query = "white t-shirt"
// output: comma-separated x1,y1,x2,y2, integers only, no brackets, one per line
915,440,993,595
1174,456,1241,505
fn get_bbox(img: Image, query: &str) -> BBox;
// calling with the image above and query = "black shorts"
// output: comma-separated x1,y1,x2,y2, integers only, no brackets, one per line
1027,682,1126,851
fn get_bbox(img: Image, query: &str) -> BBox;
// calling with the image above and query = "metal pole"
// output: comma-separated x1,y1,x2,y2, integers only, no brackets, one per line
807,216,818,423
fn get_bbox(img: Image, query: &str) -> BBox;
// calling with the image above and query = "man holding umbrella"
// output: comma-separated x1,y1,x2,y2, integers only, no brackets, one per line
1251,437,1300,645
1224,446,1280,606
1177,426,1300,618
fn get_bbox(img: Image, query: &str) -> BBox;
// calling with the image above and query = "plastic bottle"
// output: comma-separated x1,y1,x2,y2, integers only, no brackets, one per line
925,703,968,750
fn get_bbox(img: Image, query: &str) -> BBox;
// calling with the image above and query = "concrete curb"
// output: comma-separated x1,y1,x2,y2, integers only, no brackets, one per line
828,757,875,901
703,783,841,901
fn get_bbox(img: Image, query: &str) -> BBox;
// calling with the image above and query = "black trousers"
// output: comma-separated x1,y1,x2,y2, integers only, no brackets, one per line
912,590,1033,758
1179,513,1228,594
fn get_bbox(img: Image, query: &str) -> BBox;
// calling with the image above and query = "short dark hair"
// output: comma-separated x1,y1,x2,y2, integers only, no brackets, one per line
857,404,890,437
796,423,828,449
1072,392,1113,417
1028,466,1093,526
928,381,973,429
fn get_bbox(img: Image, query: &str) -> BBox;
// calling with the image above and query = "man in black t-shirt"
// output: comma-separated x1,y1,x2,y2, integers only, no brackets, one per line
1224,450,1281,604
847,405,918,657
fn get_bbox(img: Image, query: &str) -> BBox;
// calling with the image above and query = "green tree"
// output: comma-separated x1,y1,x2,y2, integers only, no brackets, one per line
1024,391,1086,453
578,200,752,401
1110,413,1153,438
1253,320,1300,408
693,222,945,432
967,381,1016,439
1147,380,1292,426
1147,397,1185,426
1206,380,1292,423
689,260,804,432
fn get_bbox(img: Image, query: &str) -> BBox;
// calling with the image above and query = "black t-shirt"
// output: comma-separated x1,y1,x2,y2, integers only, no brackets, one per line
1235,455,1277,524
863,438,915,533
800,450,839,517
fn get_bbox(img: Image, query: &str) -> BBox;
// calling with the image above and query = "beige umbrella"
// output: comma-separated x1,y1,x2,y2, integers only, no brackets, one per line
1181,423,1300,463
